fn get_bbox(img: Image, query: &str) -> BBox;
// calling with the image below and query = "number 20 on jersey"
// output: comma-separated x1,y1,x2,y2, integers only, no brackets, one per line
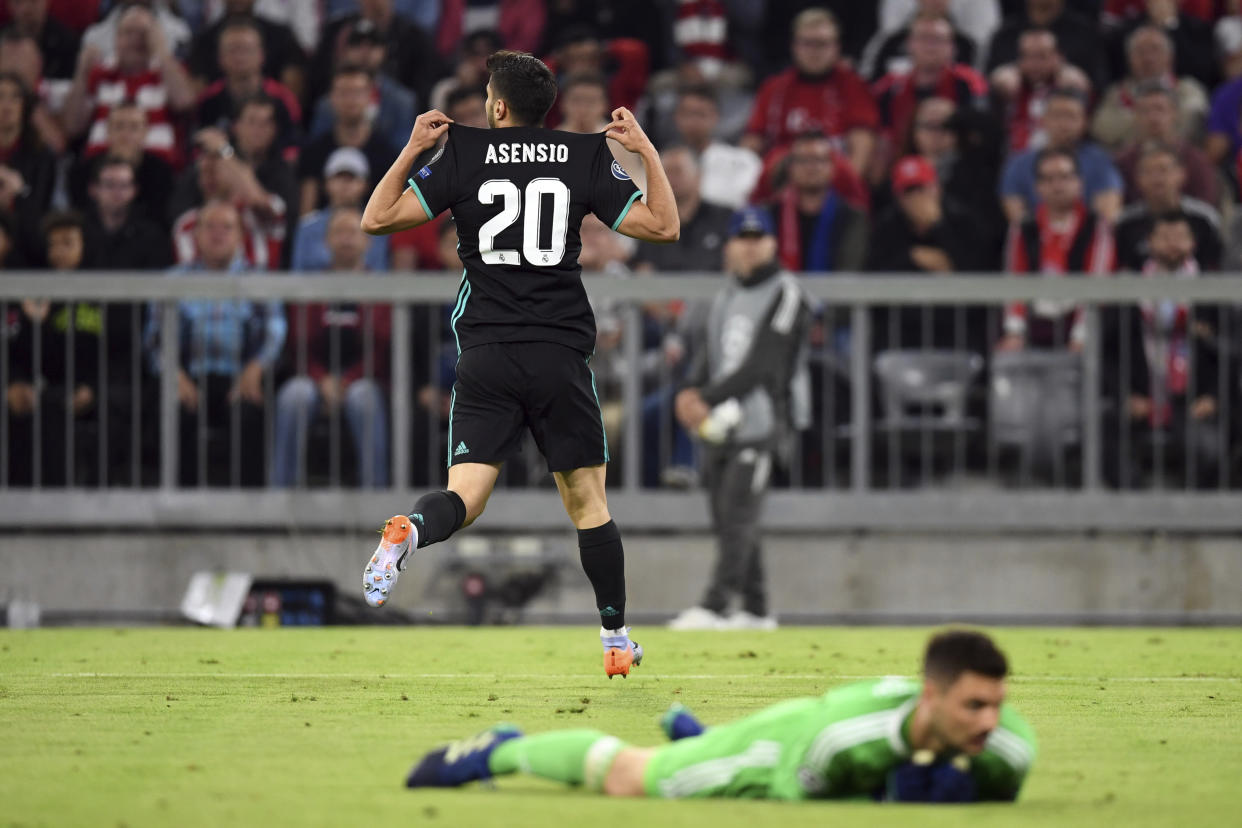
478,178,570,267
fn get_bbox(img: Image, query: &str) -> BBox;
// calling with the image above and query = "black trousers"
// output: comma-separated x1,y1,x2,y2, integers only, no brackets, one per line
701,443,773,617
177,374,267,487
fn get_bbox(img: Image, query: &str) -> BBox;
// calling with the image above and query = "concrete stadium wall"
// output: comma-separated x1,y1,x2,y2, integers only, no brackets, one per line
2,531,1240,625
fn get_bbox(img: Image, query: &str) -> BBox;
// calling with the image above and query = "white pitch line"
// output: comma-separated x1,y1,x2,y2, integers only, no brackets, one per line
22,672,1242,682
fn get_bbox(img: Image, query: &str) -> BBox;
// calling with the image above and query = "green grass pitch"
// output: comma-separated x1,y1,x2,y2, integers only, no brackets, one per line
1,627,1239,827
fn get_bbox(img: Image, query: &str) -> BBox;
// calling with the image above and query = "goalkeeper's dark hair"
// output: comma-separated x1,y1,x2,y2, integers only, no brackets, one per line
486,49,557,126
923,630,1008,684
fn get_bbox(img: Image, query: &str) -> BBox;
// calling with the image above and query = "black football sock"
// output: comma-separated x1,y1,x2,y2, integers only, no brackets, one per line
577,520,626,630
408,490,467,548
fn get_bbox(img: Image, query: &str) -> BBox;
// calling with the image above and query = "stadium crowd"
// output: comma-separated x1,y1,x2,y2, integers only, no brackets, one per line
3,0,1241,489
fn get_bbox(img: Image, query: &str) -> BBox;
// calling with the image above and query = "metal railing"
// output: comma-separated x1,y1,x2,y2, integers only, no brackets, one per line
2,270,1242,531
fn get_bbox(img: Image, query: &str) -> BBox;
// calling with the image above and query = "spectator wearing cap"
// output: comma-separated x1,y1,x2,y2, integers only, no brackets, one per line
305,18,416,152
1115,143,1222,270
867,155,993,352
273,205,392,489
669,204,812,631
871,16,987,163
62,4,196,166
742,8,879,181
291,147,388,272
668,84,761,210
999,147,1116,354
1091,25,1208,153
187,1,305,96
2,0,81,79
988,27,1091,153
1114,81,1218,206
66,101,174,226
1000,88,1123,224
771,131,869,274
297,64,396,216
861,0,990,82
0,28,67,153
986,0,1105,91
82,154,173,270
170,125,289,270
195,17,302,156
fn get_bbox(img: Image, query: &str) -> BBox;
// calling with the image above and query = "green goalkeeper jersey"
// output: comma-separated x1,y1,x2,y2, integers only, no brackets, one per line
643,677,1036,801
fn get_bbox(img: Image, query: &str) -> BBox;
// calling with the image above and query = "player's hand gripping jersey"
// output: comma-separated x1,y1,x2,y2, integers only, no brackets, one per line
407,124,643,355
644,678,1036,801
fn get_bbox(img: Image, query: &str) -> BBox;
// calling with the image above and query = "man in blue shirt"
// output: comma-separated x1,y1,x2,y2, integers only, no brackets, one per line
144,200,287,487
1000,87,1122,225
291,147,389,272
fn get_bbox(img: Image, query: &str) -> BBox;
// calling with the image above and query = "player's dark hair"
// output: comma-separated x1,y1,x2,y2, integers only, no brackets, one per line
485,49,557,127
923,630,1008,684
1034,145,1079,178
41,208,85,241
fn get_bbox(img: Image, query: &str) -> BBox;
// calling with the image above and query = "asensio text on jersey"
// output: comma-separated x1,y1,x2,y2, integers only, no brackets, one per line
406,124,642,355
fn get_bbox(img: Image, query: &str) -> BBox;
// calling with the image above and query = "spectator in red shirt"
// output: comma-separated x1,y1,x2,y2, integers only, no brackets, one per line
999,147,1115,353
872,16,987,166
273,205,392,488
742,8,879,180
61,4,196,166
989,27,1090,153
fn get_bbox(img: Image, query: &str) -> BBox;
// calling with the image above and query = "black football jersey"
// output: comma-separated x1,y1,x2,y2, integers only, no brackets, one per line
407,124,642,354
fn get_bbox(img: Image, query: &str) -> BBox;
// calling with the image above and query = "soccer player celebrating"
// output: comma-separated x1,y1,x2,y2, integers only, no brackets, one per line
406,630,1037,802
360,51,679,677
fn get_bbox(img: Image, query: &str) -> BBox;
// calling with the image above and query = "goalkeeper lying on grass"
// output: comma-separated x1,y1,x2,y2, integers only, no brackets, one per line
406,630,1036,802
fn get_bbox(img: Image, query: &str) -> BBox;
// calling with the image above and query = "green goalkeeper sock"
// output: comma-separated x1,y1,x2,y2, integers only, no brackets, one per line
488,730,628,791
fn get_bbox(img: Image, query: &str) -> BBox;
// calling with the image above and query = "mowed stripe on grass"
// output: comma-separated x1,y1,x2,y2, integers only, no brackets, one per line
1,627,1238,828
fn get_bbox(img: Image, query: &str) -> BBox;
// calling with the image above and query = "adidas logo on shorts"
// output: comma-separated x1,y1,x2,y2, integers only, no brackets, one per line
454,441,470,457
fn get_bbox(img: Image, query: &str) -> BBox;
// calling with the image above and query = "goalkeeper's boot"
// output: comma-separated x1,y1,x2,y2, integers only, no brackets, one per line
660,703,705,741
405,725,523,788
601,627,643,678
363,515,416,607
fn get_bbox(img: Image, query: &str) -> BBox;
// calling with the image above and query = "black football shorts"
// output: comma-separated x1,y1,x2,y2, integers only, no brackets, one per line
446,342,609,472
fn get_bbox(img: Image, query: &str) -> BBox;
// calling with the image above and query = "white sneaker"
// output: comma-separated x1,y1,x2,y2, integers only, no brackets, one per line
363,515,417,607
667,606,726,630
722,611,778,631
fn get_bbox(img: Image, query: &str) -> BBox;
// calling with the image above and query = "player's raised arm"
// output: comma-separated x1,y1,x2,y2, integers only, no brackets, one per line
361,110,453,235
604,108,680,244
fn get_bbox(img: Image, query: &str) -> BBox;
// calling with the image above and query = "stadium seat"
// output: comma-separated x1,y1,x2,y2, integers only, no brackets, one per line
990,350,1082,484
